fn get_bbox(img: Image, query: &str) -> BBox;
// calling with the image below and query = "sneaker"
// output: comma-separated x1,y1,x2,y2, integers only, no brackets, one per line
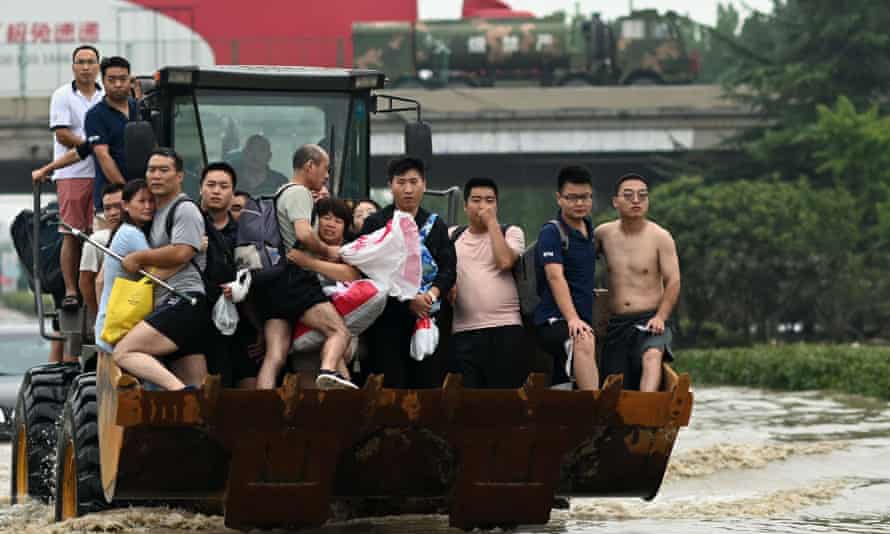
316,370,359,390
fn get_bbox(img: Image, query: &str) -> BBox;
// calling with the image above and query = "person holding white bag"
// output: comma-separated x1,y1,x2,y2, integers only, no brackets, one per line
359,157,456,389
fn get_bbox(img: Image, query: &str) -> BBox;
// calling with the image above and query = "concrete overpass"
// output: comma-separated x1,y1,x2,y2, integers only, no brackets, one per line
372,84,761,155
0,85,761,193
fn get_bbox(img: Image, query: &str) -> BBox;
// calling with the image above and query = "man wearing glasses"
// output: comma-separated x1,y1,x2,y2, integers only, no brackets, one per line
594,173,681,392
46,45,104,315
534,166,599,391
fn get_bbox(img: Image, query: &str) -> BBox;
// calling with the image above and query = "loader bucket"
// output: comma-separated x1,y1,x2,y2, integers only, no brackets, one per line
96,354,692,530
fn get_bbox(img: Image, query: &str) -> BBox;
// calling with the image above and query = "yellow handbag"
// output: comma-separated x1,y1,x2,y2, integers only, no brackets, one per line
100,276,153,345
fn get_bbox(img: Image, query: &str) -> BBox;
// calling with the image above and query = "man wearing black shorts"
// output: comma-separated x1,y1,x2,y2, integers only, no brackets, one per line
251,144,356,390
534,166,599,390
114,148,211,391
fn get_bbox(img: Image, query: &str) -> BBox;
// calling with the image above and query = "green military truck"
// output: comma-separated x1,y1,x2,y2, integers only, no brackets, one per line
353,9,698,88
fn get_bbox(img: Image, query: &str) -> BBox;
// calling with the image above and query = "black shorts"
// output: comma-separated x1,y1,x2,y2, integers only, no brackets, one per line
145,292,212,359
252,264,328,325
452,325,528,389
230,319,261,384
535,320,572,385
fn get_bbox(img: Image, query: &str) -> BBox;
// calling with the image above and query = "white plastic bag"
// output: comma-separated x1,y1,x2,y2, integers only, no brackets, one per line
340,211,421,301
229,269,251,304
409,317,439,361
212,295,239,336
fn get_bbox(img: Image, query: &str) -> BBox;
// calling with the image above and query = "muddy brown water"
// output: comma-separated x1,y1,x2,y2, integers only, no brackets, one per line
1,386,889,533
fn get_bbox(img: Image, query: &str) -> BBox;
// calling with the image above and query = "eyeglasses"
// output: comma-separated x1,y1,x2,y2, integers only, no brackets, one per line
560,193,593,203
74,59,98,66
620,190,649,201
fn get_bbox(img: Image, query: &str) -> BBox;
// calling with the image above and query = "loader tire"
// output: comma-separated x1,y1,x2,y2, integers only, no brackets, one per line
54,372,106,520
10,362,81,504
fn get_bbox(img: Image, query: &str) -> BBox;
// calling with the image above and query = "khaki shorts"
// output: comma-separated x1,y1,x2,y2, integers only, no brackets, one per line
56,178,94,234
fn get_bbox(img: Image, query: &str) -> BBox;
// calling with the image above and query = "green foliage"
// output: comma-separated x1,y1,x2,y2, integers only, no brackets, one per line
675,2,742,84
676,344,890,400
650,176,867,342
722,1,890,178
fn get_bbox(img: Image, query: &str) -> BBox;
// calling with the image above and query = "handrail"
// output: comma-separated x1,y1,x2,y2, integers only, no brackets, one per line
425,186,461,226
32,181,63,342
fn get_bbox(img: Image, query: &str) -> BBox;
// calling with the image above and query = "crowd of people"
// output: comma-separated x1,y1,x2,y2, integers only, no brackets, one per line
29,46,682,393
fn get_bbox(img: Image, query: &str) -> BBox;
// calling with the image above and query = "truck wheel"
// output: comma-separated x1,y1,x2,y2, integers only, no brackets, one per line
9,362,81,504
54,372,106,521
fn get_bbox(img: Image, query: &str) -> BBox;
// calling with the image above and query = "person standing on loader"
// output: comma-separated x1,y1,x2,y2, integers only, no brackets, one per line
595,173,681,392
360,156,457,389
448,177,527,389
534,166,599,391
48,45,104,314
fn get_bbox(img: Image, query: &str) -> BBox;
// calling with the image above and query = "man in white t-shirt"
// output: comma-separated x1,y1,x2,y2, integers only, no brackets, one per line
47,45,104,312
79,183,123,329
448,177,527,389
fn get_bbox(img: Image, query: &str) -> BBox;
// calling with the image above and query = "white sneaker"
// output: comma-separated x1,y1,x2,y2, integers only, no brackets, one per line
315,371,359,390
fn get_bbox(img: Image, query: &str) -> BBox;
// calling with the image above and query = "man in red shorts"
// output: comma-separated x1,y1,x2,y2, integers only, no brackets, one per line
48,45,104,310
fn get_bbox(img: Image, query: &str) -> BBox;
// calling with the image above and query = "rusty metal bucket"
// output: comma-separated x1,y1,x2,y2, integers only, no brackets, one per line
97,353,692,530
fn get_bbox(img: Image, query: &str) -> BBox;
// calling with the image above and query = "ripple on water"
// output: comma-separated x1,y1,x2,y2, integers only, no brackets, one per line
570,478,850,521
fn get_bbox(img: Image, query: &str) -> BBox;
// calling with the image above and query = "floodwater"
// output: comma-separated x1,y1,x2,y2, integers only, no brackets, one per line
1,386,889,534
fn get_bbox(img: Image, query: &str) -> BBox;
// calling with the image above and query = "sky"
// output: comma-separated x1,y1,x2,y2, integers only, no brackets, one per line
418,0,774,27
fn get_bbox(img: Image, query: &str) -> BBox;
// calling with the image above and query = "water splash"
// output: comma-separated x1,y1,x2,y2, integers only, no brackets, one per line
666,441,850,480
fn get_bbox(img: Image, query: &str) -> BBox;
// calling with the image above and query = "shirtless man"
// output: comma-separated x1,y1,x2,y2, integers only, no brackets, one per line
594,173,681,392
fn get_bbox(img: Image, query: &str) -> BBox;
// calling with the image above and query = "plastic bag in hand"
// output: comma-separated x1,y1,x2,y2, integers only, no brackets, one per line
229,269,251,303
340,211,421,301
212,294,239,335
409,316,439,361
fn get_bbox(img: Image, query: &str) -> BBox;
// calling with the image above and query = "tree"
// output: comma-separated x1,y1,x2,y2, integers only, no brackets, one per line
721,0,890,180
650,176,863,343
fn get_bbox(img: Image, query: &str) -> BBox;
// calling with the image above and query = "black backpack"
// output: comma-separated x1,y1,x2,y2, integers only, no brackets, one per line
514,220,569,319
165,197,237,302
10,202,64,297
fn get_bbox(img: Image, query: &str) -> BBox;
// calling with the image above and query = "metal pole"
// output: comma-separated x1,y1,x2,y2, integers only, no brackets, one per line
60,222,198,306
32,182,63,341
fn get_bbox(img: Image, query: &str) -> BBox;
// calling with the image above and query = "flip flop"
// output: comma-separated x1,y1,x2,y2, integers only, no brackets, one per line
60,295,80,311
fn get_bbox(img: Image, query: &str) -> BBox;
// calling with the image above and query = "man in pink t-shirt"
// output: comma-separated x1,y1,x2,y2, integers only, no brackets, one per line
448,177,527,388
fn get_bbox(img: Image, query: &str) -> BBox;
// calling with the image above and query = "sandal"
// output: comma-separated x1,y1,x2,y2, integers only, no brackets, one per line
60,295,80,311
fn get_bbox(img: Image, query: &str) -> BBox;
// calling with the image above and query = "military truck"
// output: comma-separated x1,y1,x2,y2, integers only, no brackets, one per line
353,10,698,88
10,65,693,530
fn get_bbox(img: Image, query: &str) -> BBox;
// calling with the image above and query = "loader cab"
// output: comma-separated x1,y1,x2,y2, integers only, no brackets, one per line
127,66,430,201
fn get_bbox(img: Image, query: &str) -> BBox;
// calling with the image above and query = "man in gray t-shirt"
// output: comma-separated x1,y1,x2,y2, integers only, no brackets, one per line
251,144,357,391
113,148,212,391
150,192,206,303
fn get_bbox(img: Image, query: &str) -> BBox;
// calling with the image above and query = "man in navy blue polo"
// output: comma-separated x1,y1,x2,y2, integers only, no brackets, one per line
534,166,599,390
85,56,139,212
